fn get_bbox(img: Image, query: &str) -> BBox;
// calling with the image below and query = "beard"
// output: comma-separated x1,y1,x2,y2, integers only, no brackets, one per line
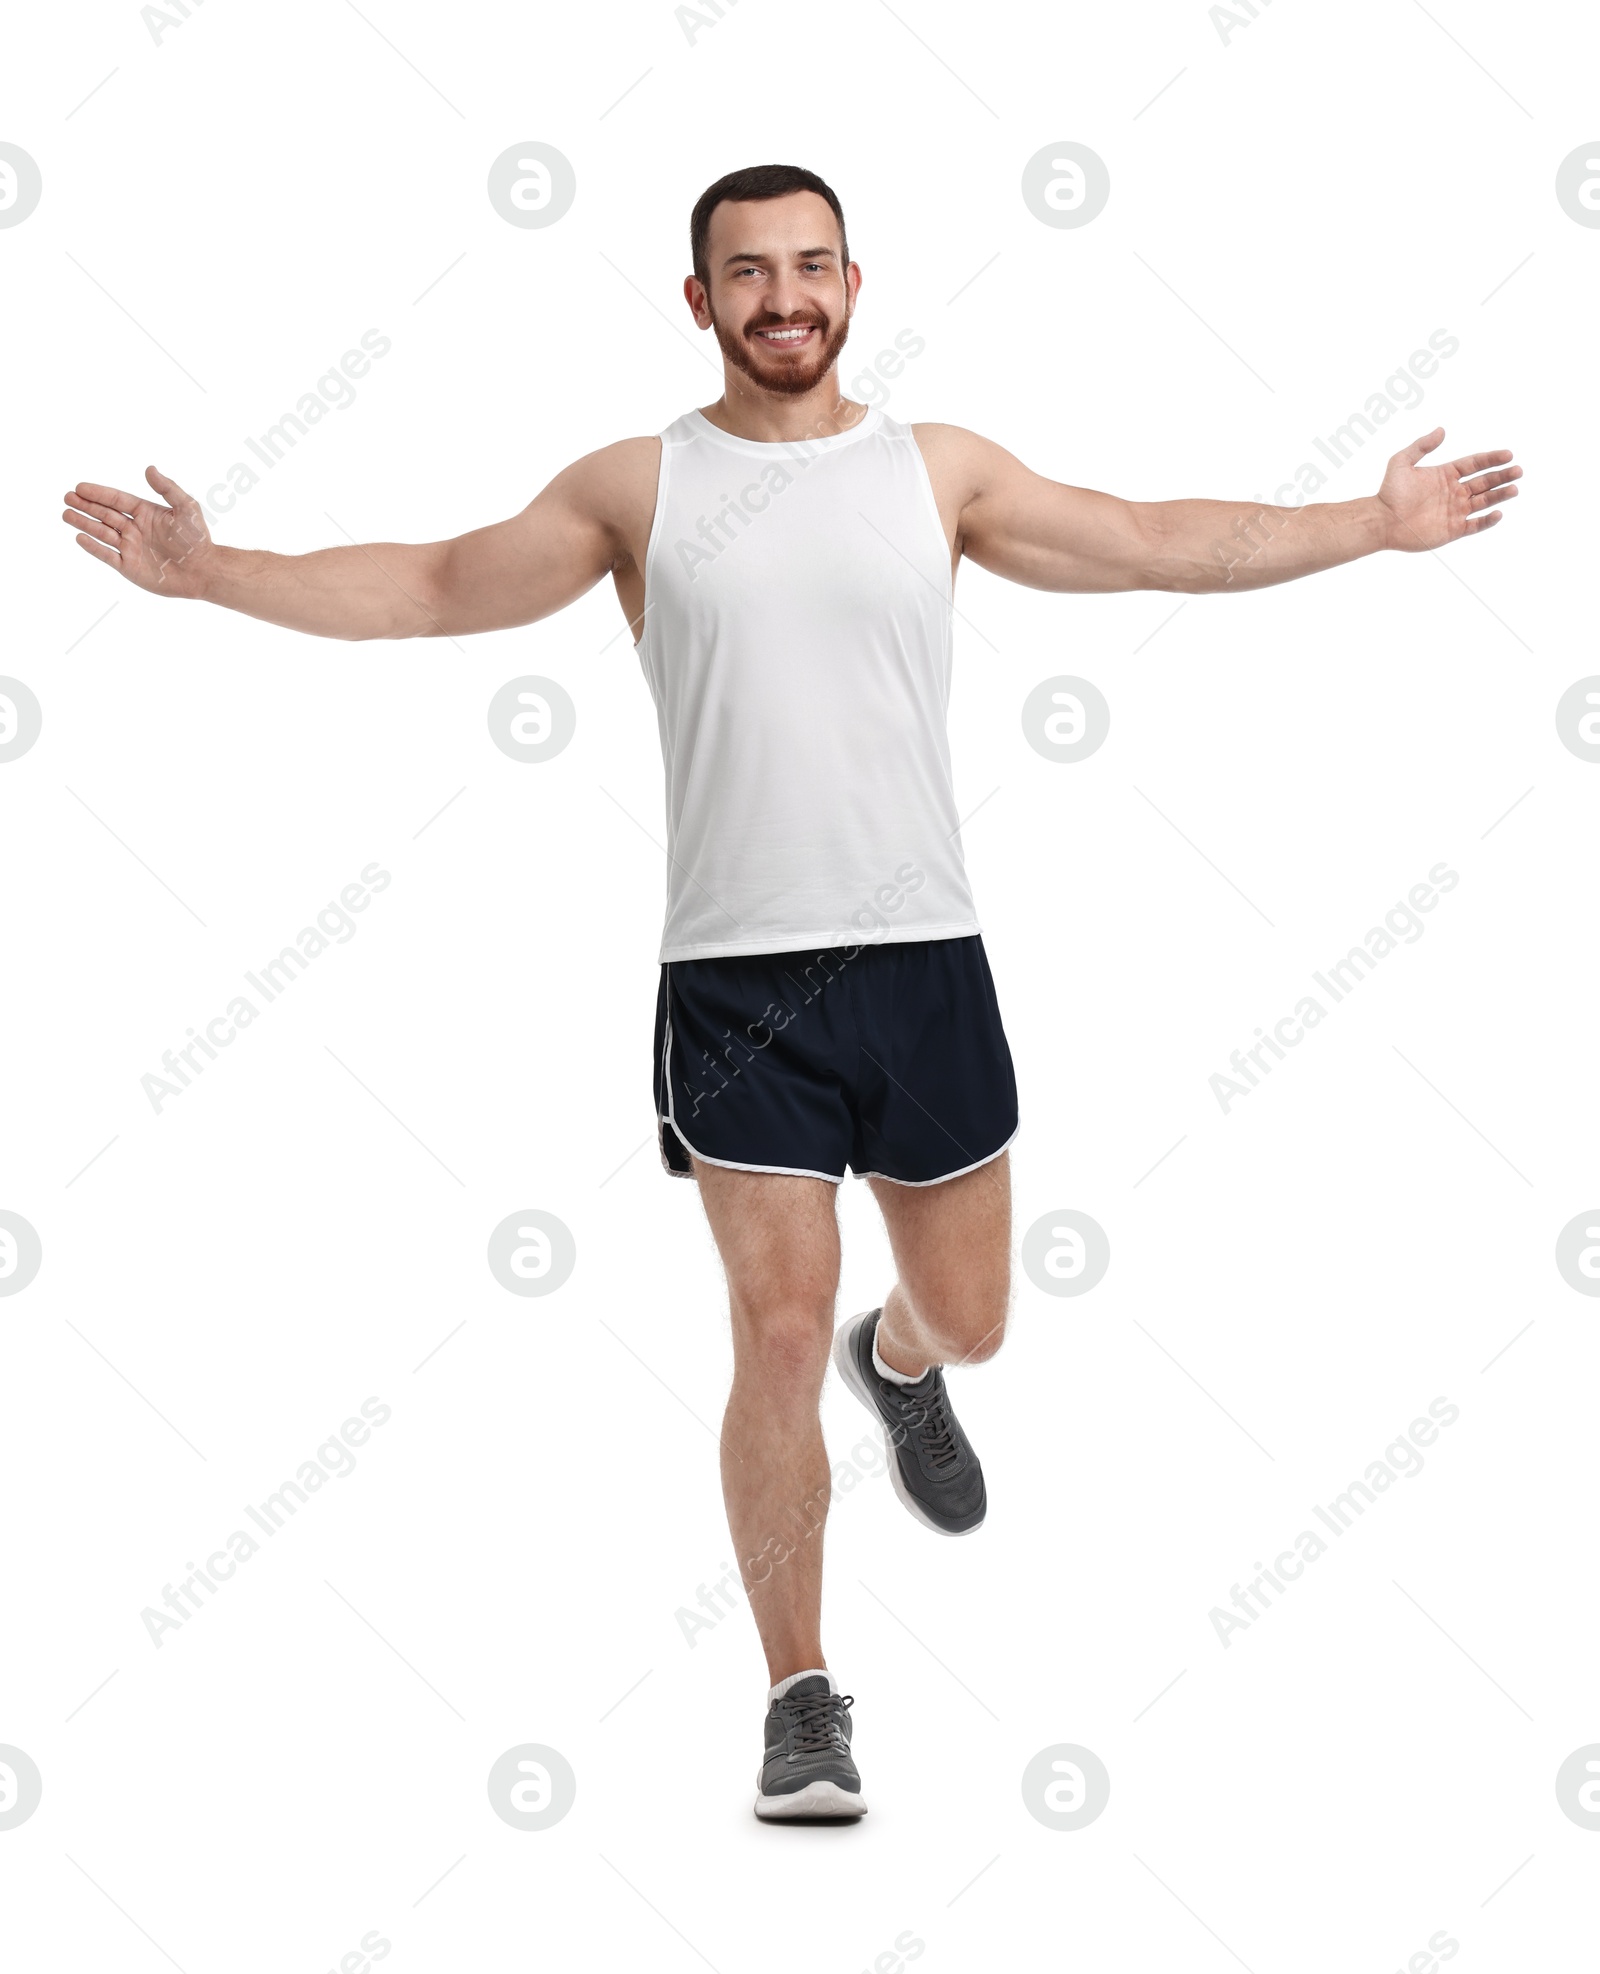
709,304,853,398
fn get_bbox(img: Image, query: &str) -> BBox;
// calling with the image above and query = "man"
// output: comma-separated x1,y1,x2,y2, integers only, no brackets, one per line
62,161,1520,1824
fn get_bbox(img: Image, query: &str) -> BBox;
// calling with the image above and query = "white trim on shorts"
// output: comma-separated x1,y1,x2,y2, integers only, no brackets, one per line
853,1119,1020,1187
659,999,845,1185
660,999,1017,1189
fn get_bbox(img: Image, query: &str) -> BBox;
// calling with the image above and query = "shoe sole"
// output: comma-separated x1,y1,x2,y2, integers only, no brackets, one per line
831,1312,984,1538
754,1777,868,1820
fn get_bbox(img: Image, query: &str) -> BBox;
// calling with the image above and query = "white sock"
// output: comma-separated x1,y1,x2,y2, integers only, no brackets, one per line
769,1666,836,1702
872,1325,924,1385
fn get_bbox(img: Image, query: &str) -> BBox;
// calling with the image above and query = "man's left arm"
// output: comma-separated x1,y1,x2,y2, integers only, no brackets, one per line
929,424,1520,595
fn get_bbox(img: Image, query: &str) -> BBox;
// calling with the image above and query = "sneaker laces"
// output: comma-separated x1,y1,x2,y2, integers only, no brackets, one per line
780,1690,854,1756
889,1373,959,1469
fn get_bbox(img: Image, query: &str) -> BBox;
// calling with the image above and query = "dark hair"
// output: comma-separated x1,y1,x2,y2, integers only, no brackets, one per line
689,164,848,290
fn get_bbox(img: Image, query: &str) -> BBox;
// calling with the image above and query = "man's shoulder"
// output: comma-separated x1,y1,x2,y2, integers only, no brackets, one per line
907,422,1010,504
568,433,663,485
908,421,1002,462
551,434,663,523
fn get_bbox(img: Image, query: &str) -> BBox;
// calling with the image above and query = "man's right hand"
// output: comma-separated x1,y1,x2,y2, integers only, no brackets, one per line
57,439,655,642
63,466,216,599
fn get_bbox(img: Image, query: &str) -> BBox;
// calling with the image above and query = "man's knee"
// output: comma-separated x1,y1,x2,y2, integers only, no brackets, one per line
731,1295,835,1385
911,1283,1009,1365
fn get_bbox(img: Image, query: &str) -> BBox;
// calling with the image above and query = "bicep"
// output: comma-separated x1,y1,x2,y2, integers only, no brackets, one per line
425,463,620,636
956,437,1157,594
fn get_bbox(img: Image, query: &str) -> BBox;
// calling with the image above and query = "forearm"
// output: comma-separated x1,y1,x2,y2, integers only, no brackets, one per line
1138,493,1389,594
194,540,449,640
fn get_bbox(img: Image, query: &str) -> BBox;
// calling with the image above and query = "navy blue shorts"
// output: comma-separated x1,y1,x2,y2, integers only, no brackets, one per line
653,934,1019,1185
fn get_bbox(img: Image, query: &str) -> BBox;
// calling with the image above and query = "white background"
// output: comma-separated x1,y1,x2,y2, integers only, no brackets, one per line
3,0,1596,1967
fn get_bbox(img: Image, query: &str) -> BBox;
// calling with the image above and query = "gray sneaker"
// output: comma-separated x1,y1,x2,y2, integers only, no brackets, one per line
754,1676,867,1821
833,1308,987,1535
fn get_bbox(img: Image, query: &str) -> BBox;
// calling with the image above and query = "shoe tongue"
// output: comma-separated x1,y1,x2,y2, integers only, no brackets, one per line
783,1675,832,1701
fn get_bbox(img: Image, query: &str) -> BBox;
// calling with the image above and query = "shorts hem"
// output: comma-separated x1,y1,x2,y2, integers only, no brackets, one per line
853,1120,1019,1189
658,1115,845,1185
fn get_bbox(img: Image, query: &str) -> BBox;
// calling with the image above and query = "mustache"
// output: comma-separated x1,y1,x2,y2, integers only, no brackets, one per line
748,315,827,334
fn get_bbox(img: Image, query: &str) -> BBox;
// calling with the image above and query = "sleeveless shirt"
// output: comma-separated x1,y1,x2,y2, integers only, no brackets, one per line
634,405,981,962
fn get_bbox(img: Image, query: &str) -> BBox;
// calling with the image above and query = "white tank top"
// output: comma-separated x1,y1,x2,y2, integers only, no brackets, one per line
635,405,982,962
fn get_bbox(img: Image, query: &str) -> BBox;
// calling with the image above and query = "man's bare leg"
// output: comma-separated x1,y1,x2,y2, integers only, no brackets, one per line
869,1149,1012,1376
692,1156,841,1685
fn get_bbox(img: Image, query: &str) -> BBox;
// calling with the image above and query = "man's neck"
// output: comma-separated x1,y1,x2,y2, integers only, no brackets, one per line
697,377,869,444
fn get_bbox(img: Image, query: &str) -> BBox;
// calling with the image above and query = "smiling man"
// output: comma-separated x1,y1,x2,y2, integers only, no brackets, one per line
62,160,1521,1824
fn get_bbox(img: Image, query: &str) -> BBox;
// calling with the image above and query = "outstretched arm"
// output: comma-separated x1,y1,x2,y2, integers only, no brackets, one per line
930,425,1521,596
61,441,652,640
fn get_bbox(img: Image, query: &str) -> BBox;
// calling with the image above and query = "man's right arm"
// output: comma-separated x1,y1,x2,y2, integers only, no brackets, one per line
62,440,655,641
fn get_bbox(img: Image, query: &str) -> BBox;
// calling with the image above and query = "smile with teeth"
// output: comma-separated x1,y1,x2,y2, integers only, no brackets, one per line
754,324,818,345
